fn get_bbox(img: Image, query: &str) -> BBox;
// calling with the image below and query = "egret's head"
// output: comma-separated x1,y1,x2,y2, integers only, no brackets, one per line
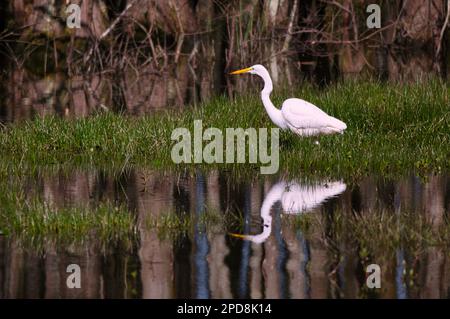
229,231,270,244
228,221,271,244
230,64,268,76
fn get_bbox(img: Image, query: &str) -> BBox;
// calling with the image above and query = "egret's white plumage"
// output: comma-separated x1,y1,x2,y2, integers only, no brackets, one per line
230,180,347,244
230,64,347,136
280,181,347,213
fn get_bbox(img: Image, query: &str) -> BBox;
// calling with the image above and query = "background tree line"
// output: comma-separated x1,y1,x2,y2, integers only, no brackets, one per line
0,0,449,106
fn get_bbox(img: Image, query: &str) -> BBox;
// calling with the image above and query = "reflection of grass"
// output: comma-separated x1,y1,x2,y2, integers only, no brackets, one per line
0,80,449,178
0,188,137,248
288,209,450,298
289,209,450,258
146,209,244,240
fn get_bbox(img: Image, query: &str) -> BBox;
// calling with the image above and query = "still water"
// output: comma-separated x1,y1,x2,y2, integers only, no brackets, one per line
0,169,449,299
0,67,190,124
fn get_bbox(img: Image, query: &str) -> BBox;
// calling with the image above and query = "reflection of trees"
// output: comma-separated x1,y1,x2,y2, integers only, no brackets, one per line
283,220,308,298
1,68,106,122
207,171,231,299
420,175,446,299
0,172,449,298
308,226,329,299
131,170,174,299
0,65,196,122
248,182,263,299
2,1,449,123
334,189,360,299
0,169,134,298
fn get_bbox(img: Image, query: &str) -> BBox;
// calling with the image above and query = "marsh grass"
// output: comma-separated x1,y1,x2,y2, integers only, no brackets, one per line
284,209,450,297
0,176,246,246
285,208,450,298
2,176,450,258
144,203,450,268
288,209,450,259
0,80,448,178
145,208,244,241
0,187,138,248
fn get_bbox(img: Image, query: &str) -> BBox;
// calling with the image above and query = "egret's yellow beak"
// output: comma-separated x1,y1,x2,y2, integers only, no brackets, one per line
229,232,246,239
230,67,252,75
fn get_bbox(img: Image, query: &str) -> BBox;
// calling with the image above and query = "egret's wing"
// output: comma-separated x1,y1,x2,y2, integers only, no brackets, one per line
281,181,347,214
281,98,346,133
282,98,329,118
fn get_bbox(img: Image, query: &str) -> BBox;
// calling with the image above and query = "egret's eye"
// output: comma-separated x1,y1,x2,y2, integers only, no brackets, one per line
264,224,269,228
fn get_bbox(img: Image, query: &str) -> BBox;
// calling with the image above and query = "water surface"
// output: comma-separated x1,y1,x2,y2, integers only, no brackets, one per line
1,169,449,299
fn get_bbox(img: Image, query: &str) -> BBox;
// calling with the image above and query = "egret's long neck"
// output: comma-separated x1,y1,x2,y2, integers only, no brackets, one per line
260,71,287,129
247,182,286,243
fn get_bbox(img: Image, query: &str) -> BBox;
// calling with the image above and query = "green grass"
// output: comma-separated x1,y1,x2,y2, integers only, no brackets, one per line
0,80,449,178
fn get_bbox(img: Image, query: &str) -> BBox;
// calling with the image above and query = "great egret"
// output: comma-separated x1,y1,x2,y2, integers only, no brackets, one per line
230,180,346,244
230,65,347,136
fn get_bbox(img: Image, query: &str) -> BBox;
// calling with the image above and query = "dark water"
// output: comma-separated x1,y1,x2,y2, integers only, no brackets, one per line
0,67,188,124
1,169,449,299
0,58,326,123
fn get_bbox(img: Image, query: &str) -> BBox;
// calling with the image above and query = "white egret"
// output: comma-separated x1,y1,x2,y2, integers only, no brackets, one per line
230,180,346,243
230,65,347,136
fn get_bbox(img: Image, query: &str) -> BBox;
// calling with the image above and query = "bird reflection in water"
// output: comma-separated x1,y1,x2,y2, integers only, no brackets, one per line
230,180,347,244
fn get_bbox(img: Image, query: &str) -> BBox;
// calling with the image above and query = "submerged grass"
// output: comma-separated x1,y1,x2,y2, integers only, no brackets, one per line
146,209,244,240
0,186,138,248
289,209,450,259
1,175,449,256
0,80,449,178
145,204,450,262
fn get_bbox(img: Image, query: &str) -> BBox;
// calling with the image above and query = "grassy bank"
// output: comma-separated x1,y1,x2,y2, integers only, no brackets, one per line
0,80,449,178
